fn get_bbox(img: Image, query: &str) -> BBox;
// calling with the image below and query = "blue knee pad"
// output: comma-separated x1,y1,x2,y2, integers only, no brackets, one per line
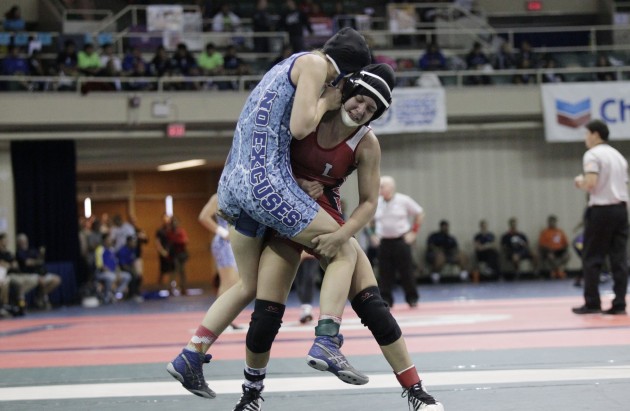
246,299,285,353
351,286,402,346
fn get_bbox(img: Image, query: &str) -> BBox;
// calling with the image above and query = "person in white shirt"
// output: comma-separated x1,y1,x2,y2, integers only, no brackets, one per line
573,119,628,315
372,176,424,308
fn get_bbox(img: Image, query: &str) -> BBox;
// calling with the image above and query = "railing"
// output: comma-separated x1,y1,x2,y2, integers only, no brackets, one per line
2,65,628,95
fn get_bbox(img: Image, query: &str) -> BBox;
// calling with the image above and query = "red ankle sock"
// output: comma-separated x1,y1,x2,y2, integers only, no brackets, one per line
395,365,420,388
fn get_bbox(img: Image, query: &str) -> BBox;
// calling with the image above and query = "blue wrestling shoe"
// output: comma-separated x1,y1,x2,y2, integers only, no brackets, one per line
403,382,445,411
167,348,216,399
306,334,369,385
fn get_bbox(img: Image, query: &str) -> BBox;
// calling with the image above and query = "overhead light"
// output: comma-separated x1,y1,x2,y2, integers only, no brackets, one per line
84,198,92,219
165,195,173,217
157,159,206,171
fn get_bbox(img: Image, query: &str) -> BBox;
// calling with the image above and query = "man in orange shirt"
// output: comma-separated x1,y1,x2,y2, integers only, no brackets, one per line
538,215,570,279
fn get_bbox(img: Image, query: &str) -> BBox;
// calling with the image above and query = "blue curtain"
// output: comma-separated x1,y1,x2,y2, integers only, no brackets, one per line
11,140,81,304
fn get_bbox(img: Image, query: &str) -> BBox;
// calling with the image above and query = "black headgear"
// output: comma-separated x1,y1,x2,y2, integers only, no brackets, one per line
322,28,372,78
341,63,395,122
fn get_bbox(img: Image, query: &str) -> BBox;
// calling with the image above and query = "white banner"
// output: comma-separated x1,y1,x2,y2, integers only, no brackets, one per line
541,82,630,142
147,5,184,32
371,87,447,134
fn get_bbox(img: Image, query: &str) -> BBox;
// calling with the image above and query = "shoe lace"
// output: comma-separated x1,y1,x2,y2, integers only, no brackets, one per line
402,383,436,411
321,336,350,368
184,352,212,387
236,387,264,410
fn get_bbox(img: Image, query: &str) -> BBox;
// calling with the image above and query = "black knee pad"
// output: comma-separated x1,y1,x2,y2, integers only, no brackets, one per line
246,299,285,354
351,286,402,346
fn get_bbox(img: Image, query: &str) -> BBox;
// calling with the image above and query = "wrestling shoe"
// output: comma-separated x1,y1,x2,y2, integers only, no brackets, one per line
402,382,444,411
306,334,369,385
233,384,264,411
299,304,313,324
166,348,216,399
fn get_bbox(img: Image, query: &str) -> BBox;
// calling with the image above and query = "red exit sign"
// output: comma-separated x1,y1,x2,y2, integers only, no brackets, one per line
526,1,542,11
166,123,186,138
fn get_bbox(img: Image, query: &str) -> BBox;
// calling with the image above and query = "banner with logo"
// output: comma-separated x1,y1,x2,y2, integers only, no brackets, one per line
541,82,630,142
371,87,447,134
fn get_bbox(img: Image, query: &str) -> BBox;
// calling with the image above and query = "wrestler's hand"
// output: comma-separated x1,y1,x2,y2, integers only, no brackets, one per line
321,85,341,112
403,231,417,245
311,230,346,259
297,178,324,199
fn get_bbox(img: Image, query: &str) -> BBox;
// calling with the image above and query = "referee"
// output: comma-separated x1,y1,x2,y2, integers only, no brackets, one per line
372,176,424,308
573,119,628,315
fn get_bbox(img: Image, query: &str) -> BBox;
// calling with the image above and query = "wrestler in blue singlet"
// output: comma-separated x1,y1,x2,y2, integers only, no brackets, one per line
218,28,371,239
218,52,318,238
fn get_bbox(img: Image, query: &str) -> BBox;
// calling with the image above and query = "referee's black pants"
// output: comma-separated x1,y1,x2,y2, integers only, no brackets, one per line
582,204,629,310
378,237,418,307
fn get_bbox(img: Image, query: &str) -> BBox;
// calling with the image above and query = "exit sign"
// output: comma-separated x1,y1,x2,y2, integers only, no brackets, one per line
526,1,542,11
166,123,186,138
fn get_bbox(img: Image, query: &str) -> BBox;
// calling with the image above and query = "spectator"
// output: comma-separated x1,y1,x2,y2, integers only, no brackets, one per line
278,0,313,53
211,3,241,33
0,233,39,315
493,41,516,70
149,45,173,78
373,176,424,308
171,43,197,76
171,43,200,90
99,43,122,75
156,213,175,292
223,45,250,75
129,216,148,284
94,234,132,303
127,59,154,91
426,220,469,282
513,57,535,85
541,57,565,83
15,233,62,310
116,235,143,302
594,54,616,82
473,219,501,281
501,217,537,278
167,216,189,296
418,42,447,71
55,39,79,91
197,42,224,76
465,41,491,85
85,218,103,278
332,1,357,32
109,214,135,252
538,215,570,279
1,45,29,91
220,45,250,89
27,48,44,77
294,252,320,324
252,0,272,53
3,5,25,32
516,40,538,68
121,46,147,75
77,43,101,75
0,263,12,317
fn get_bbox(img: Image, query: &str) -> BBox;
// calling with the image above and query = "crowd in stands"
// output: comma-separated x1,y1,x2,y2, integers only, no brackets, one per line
416,215,575,284
0,232,62,318
78,213,149,306
1,2,627,92
1,206,579,319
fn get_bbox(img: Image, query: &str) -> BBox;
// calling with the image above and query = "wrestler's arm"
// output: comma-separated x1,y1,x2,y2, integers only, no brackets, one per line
289,54,340,139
